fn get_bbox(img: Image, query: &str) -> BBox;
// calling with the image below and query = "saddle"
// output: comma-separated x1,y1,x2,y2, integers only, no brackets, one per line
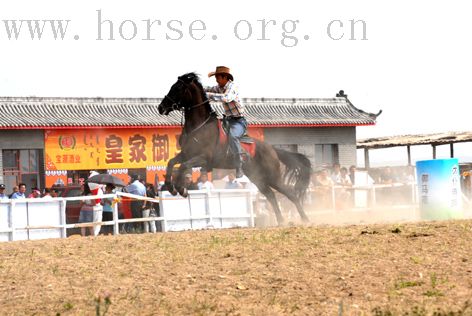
218,120,256,158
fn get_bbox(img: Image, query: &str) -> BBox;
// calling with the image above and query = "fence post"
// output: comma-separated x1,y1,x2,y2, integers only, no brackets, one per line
159,191,167,232
371,186,377,208
331,186,336,210
26,201,30,240
113,195,120,235
247,191,255,227
60,199,67,238
8,201,14,241
218,191,223,228
205,190,212,228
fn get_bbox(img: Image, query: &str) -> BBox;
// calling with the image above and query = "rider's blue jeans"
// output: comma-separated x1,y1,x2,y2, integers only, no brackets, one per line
227,117,247,165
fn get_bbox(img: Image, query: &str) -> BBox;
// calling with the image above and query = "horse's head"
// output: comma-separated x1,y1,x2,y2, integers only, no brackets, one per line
158,73,200,115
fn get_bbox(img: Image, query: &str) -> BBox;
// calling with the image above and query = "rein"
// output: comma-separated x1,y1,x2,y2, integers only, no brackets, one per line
164,78,210,112
170,79,214,136
184,113,213,136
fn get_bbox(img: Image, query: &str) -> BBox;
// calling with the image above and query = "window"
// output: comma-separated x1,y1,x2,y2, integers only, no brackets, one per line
2,150,18,169
315,144,339,167
2,149,43,193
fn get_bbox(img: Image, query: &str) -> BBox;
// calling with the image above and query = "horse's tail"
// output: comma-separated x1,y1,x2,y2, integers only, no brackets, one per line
274,148,312,201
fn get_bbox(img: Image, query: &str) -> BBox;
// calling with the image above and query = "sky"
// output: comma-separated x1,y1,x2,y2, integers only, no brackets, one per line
1,0,471,165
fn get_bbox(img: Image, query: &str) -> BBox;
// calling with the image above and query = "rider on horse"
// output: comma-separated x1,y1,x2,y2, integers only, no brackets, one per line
205,66,247,178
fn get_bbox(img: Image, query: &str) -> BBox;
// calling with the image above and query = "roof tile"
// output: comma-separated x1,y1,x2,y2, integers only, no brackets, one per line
0,97,379,128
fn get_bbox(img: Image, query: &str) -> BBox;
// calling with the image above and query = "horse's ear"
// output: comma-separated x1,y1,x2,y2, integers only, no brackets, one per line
179,73,197,84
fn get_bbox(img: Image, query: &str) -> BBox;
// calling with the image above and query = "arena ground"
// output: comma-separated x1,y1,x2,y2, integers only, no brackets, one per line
1,212,471,315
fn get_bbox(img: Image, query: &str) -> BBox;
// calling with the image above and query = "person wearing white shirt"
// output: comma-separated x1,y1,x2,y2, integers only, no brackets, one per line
197,173,214,190
224,172,243,189
41,188,53,199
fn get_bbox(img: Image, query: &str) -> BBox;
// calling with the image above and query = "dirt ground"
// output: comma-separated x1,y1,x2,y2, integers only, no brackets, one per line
1,218,472,315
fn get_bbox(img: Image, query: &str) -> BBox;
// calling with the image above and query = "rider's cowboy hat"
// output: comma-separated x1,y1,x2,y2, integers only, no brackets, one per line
208,66,234,81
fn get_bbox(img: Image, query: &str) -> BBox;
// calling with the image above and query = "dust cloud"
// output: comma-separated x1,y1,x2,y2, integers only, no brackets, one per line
253,188,472,228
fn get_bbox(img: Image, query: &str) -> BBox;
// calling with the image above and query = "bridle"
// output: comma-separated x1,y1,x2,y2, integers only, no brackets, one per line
163,78,214,135
163,94,184,112
163,78,209,112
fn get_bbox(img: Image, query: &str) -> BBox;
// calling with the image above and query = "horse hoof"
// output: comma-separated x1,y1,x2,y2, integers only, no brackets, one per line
170,189,178,196
179,188,188,198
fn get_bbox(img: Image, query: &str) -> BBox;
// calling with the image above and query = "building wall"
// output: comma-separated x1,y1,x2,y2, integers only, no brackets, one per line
0,130,45,184
0,127,359,184
263,126,357,168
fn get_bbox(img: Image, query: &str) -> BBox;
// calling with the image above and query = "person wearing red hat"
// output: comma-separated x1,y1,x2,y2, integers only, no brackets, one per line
27,188,41,198
205,66,247,178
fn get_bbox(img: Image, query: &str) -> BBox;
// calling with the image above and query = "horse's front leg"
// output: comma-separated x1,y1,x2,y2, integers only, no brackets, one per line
175,155,209,197
163,153,183,196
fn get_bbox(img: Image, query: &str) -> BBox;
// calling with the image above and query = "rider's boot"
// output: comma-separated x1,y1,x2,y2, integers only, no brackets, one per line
235,157,244,178
235,165,244,178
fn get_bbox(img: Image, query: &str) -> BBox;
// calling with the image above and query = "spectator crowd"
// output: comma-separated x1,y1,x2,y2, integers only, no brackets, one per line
309,163,417,210
1,164,420,237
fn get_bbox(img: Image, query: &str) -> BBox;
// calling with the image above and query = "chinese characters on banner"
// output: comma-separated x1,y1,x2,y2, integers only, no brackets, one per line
416,158,463,221
420,173,429,205
44,128,182,170
451,165,459,207
44,127,264,171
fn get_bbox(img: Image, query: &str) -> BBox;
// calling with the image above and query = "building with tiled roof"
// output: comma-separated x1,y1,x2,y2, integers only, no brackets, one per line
0,96,377,129
0,94,380,193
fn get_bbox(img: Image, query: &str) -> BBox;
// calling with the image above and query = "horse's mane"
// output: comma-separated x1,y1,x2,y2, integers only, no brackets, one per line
179,72,216,117
179,72,209,104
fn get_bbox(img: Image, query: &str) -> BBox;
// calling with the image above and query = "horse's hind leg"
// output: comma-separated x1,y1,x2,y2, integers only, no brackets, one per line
257,184,285,226
271,183,310,223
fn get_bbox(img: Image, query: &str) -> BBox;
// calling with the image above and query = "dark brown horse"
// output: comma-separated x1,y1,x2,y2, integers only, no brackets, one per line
158,73,312,224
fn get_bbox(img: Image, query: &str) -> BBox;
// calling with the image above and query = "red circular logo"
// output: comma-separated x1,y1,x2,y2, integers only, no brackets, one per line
59,135,76,150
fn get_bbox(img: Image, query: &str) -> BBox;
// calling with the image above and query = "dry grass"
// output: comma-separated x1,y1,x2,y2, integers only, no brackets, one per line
1,220,472,315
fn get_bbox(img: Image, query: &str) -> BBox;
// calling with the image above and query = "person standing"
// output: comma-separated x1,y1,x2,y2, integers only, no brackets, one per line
8,186,19,199
125,174,146,232
225,172,243,189
184,173,199,190
142,183,158,233
79,183,96,236
87,171,103,236
330,163,342,185
100,184,115,235
10,183,26,199
348,165,357,185
0,184,8,200
197,173,214,190
28,188,41,198
42,188,53,199
205,66,247,178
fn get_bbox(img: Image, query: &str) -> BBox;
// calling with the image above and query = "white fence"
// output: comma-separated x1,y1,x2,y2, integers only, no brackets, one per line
0,198,66,242
0,189,255,242
161,189,255,231
304,182,418,211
